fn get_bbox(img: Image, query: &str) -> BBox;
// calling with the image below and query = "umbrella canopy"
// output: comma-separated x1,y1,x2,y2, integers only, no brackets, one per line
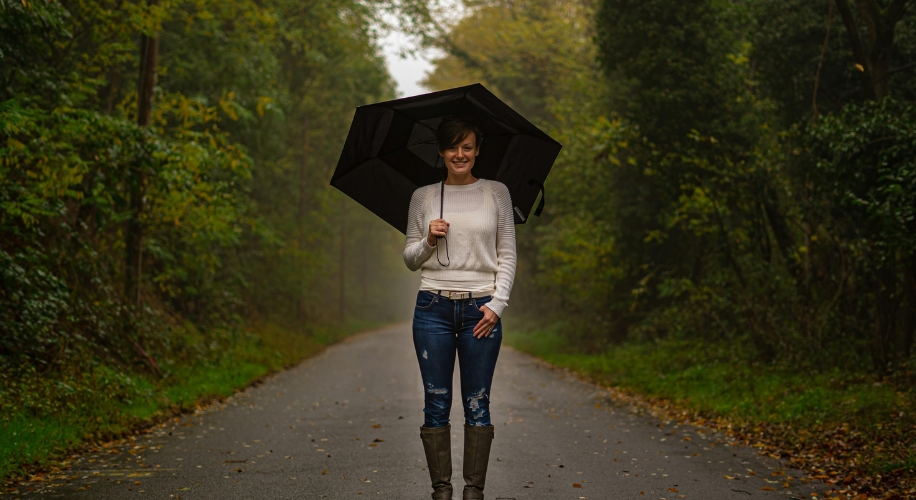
330,83,562,234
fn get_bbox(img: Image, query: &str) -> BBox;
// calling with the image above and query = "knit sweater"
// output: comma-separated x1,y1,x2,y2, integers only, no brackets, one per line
402,179,517,318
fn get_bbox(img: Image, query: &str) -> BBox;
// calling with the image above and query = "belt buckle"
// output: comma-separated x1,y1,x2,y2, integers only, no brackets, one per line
447,291,469,300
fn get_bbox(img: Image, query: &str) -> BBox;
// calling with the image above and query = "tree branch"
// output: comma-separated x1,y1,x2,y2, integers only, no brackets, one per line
884,0,911,24
813,0,834,118
855,0,881,29
835,0,876,99
873,60,916,83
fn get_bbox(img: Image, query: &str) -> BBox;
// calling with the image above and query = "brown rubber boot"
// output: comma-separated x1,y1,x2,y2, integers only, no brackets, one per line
462,424,495,499
420,425,453,500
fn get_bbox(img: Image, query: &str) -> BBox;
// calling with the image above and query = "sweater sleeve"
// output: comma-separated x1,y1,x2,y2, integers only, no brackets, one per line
403,187,436,271
484,182,517,317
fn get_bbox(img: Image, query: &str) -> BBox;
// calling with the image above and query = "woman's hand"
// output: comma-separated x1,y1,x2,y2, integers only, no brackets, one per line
427,219,449,247
473,306,499,339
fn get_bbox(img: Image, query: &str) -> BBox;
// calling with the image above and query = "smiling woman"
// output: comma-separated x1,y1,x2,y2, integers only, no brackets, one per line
402,115,517,500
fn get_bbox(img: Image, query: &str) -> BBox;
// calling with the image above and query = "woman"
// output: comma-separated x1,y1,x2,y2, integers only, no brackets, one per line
403,115,516,500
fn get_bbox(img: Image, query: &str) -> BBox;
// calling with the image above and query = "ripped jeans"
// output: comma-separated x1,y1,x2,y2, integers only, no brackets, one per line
412,290,502,428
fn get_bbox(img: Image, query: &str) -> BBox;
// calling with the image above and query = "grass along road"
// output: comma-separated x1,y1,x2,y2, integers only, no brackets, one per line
0,320,385,486
503,319,916,498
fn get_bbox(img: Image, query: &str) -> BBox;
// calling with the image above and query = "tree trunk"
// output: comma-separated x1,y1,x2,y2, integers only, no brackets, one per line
339,197,347,323
900,255,916,362
361,220,369,306
835,0,876,99
872,263,899,372
297,117,309,327
831,0,912,372
126,29,159,306
836,0,911,100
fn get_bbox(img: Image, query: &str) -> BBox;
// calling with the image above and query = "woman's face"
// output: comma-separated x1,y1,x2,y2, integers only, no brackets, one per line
440,132,479,178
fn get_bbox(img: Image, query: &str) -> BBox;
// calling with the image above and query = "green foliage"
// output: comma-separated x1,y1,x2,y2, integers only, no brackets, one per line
0,0,420,481
0,249,70,364
809,97,916,259
427,0,916,372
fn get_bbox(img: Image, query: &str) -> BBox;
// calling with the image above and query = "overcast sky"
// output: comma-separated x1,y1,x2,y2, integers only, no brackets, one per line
379,29,438,98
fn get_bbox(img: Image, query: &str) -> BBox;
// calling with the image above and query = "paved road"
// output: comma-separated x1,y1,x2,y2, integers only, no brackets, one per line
11,324,822,499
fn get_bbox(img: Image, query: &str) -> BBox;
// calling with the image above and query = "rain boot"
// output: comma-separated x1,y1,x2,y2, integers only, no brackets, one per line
420,425,453,500
462,424,495,499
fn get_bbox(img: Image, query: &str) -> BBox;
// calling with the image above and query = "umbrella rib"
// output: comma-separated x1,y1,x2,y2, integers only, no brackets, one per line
381,86,539,147
386,105,438,135
382,94,520,147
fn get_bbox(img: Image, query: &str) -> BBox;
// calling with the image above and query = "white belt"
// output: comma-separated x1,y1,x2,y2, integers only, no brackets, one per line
433,290,492,300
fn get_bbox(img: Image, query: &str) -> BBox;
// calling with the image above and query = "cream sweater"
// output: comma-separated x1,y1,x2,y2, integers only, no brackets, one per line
402,179,517,317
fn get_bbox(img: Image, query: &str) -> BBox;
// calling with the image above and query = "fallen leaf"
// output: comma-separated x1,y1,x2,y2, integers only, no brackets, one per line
760,486,775,491
372,424,381,429
321,469,328,475
573,483,582,488
133,481,142,485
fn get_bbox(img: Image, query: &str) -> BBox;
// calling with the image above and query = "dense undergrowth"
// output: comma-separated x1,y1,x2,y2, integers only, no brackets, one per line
0,320,383,483
504,319,916,497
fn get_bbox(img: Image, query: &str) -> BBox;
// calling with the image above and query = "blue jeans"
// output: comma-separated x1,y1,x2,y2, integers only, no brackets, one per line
412,291,502,428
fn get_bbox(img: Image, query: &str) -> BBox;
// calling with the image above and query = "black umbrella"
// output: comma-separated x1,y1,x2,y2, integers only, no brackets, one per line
330,83,562,234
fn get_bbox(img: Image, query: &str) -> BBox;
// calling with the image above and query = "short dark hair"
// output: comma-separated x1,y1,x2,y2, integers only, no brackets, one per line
436,116,482,152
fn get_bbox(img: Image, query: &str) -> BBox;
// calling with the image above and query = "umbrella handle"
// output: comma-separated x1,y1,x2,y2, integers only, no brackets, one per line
437,180,450,266
528,179,546,217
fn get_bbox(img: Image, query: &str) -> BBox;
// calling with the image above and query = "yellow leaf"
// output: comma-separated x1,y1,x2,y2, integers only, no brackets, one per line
855,63,864,72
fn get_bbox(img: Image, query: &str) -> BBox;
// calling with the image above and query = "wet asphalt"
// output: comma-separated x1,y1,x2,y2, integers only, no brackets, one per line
8,323,823,499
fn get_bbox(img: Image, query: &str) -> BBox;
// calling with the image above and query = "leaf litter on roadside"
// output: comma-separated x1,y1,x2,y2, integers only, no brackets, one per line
589,384,916,499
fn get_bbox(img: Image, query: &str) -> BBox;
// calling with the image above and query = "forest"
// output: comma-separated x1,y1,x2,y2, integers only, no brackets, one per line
425,0,916,373
2,0,916,494
0,0,424,481
425,0,916,493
